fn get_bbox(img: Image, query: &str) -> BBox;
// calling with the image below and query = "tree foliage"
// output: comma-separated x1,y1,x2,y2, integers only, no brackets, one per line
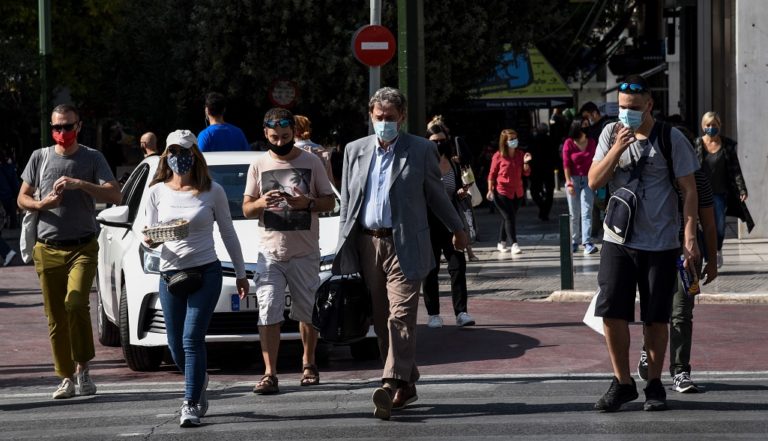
1,0,628,160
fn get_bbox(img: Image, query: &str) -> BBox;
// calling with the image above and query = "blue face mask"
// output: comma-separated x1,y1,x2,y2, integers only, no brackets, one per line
618,108,644,130
506,139,519,149
373,121,399,143
704,127,719,137
167,151,195,175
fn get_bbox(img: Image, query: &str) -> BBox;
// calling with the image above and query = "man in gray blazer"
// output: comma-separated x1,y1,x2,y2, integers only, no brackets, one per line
333,87,468,420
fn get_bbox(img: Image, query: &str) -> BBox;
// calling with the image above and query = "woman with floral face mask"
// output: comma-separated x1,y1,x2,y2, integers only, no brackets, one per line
144,130,249,427
487,129,531,255
693,112,750,268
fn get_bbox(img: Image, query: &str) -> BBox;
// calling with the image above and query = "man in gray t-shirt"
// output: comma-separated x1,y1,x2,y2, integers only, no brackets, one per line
587,75,700,413
17,104,121,400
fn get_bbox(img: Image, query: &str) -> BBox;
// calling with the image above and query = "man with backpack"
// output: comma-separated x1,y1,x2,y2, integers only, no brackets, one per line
587,75,700,412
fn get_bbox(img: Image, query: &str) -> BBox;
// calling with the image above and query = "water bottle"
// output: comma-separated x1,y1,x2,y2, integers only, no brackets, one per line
676,255,700,297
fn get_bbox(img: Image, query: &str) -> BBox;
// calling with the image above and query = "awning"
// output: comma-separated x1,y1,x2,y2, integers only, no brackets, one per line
466,47,574,110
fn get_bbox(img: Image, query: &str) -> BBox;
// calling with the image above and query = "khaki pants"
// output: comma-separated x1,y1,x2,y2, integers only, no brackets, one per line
357,235,421,384
33,239,99,379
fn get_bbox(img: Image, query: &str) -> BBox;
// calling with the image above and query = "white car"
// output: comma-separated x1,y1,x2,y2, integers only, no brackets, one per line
96,151,377,371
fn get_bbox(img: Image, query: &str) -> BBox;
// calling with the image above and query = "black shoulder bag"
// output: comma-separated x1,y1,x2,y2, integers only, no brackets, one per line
603,148,648,244
312,274,371,343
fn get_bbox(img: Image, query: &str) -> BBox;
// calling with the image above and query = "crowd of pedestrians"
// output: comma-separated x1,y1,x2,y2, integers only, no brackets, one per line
4,79,754,426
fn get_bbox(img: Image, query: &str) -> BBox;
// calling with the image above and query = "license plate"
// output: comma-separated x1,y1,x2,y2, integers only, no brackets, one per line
231,294,259,312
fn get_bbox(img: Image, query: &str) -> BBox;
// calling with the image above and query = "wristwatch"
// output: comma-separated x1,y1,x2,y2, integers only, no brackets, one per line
307,197,315,211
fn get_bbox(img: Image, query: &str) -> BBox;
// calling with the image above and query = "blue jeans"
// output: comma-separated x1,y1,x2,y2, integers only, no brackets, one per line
159,260,222,403
712,193,727,251
566,175,595,245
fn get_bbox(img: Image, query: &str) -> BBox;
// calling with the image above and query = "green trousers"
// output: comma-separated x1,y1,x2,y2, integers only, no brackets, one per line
33,239,99,379
668,276,695,376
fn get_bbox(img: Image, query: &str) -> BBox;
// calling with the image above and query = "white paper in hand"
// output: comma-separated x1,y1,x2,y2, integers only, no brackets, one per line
583,288,605,336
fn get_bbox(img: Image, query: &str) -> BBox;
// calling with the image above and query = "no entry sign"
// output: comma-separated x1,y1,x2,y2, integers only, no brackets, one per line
352,25,396,67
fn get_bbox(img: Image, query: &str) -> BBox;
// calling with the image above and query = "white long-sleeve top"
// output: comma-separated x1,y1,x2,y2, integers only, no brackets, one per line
145,182,246,279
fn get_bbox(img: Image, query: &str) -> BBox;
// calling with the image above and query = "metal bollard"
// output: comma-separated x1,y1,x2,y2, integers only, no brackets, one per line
559,213,574,289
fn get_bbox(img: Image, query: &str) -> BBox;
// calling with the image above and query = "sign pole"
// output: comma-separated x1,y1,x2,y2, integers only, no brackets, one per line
369,0,381,135
39,0,52,147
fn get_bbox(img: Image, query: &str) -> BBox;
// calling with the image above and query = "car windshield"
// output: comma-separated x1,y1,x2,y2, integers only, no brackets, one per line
209,164,249,220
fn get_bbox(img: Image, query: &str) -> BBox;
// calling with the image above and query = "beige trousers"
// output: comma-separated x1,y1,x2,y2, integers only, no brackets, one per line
357,235,421,384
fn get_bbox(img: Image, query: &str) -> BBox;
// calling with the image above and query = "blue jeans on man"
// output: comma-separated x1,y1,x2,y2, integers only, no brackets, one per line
159,261,222,403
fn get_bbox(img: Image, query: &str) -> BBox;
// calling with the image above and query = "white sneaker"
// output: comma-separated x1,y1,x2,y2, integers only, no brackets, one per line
497,242,509,252
427,315,443,328
76,368,97,396
510,243,522,255
3,250,16,266
456,312,476,327
198,373,209,417
716,250,723,269
52,377,75,399
180,401,201,427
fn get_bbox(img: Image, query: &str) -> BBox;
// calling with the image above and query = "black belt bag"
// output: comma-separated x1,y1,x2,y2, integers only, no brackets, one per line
163,264,210,296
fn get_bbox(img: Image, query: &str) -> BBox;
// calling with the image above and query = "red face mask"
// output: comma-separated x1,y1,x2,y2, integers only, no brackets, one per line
52,129,78,148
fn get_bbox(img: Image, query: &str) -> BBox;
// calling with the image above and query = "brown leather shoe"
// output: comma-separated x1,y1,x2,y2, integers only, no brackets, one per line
372,386,393,420
392,383,418,409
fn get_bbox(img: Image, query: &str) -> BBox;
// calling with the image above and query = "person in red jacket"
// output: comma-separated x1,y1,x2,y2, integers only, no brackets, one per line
486,129,531,255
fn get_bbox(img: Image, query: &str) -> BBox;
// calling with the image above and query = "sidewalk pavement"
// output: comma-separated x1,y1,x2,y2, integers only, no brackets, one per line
3,189,767,303
457,189,768,304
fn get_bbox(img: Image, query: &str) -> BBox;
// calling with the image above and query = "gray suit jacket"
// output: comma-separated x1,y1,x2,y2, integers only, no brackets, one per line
332,132,465,281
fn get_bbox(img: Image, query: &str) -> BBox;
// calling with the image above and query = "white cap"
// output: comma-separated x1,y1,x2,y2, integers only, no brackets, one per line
165,129,197,149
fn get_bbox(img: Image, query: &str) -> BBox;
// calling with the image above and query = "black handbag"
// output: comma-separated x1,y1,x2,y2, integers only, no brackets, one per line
164,270,203,296
312,274,371,343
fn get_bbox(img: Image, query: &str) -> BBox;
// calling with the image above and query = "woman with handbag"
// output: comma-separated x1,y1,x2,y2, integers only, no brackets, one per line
563,120,599,256
427,115,480,260
144,130,249,428
422,123,476,328
694,111,751,268
487,129,531,255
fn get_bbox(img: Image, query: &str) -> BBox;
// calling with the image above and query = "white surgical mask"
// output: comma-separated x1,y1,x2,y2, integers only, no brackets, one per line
373,121,399,143
506,139,519,149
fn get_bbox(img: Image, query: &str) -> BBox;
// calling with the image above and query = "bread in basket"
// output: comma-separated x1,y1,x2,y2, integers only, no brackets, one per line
142,218,189,243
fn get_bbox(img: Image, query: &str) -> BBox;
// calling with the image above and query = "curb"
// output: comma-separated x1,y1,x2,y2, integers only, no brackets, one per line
544,290,768,304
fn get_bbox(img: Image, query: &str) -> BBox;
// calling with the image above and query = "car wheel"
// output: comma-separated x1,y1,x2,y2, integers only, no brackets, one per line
96,276,120,347
350,338,380,361
119,284,163,371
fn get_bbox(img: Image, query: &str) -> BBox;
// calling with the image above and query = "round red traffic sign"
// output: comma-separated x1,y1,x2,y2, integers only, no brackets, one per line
352,25,396,67
267,79,299,108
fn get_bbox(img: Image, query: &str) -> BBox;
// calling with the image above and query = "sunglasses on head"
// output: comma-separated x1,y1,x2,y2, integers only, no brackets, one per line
264,119,293,129
51,122,79,132
619,82,646,94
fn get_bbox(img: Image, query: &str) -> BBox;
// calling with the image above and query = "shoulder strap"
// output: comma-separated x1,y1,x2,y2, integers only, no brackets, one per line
37,147,52,188
655,121,675,186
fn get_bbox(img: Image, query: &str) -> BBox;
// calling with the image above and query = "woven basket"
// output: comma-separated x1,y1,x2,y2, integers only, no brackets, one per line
142,218,189,243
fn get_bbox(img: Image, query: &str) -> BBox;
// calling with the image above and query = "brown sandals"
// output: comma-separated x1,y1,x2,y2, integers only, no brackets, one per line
253,374,279,394
300,363,320,386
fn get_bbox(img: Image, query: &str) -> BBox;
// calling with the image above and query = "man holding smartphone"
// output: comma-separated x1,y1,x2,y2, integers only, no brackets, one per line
242,108,336,394
587,75,700,412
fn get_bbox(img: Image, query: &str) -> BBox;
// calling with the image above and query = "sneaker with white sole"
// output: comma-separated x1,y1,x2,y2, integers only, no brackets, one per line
637,349,649,381
76,368,97,396
583,243,599,255
672,371,699,393
456,312,476,327
180,401,201,427
198,373,209,416
716,250,723,268
427,315,443,328
3,250,16,267
497,242,509,252
510,243,522,255
52,377,75,399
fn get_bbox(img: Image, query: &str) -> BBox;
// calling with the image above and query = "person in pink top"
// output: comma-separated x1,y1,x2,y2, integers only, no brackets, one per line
563,120,599,255
486,129,531,255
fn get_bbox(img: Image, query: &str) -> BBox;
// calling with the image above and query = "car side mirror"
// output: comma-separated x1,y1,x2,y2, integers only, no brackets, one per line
97,205,132,229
